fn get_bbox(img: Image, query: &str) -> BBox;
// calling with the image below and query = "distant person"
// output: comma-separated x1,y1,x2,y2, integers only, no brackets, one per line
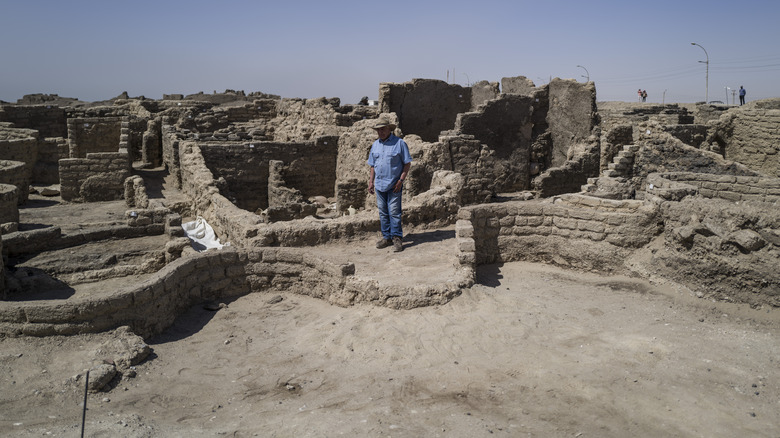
739,86,746,105
642,90,647,102
367,114,412,252
638,89,642,102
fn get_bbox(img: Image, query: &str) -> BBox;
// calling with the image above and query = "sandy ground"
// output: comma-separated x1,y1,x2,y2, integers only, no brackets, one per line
2,175,778,437
1,259,778,437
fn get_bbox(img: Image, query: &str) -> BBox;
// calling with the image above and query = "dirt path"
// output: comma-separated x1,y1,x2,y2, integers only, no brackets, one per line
1,261,777,437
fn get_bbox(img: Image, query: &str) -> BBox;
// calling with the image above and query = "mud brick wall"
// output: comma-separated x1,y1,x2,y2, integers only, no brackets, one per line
0,235,5,299
67,117,123,158
34,137,67,184
459,195,661,266
0,105,67,138
597,103,696,135
0,246,470,336
379,79,471,142
453,93,534,193
647,172,780,204
533,141,601,198
199,137,338,212
161,127,183,188
0,160,29,204
0,135,37,197
601,125,634,171
719,109,780,177
547,79,598,167
0,183,19,228
272,98,346,142
59,152,131,202
662,124,708,148
127,117,147,162
336,179,367,213
142,119,161,167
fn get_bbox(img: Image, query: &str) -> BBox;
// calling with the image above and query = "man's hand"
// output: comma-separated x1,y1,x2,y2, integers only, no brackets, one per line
392,179,403,193
368,181,375,195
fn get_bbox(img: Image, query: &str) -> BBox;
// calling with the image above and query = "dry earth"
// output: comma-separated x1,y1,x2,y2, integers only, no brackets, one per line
1,250,778,437
1,177,779,437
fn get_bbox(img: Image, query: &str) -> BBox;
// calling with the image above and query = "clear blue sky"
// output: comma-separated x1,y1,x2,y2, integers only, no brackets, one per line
2,0,778,105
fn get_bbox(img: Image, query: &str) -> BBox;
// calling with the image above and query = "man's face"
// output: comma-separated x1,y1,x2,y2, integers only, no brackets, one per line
375,126,392,140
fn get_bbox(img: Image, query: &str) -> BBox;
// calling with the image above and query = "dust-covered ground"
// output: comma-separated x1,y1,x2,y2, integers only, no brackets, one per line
1,259,778,437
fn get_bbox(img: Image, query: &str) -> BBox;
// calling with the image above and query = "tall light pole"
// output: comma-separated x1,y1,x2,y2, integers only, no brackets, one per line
576,65,589,82
691,42,709,103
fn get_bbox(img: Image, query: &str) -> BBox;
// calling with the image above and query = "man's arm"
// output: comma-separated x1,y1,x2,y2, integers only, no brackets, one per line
368,166,375,194
392,162,411,193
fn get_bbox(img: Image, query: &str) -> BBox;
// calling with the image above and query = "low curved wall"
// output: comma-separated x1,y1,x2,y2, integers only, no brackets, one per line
0,247,473,338
0,160,29,204
0,183,18,230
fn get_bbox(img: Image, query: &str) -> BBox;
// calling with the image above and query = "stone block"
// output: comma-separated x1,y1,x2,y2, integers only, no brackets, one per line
458,238,476,252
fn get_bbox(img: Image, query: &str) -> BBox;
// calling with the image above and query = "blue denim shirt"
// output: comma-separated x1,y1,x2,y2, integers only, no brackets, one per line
367,134,412,192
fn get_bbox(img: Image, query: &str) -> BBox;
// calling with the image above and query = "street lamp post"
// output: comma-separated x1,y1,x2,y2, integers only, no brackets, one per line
576,65,590,82
691,42,709,103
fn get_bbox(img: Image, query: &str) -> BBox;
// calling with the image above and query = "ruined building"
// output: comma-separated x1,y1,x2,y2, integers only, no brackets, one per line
1,77,779,339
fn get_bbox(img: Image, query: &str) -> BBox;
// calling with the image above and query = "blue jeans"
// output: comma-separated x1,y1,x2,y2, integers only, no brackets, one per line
376,189,403,239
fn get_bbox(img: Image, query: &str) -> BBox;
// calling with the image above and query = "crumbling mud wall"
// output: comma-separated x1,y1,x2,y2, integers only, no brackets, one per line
0,160,29,205
459,194,662,270
59,152,132,202
0,236,5,300
0,183,19,232
0,128,38,202
600,124,634,172
67,117,125,158
547,78,599,168
141,118,162,167
34,137,67,184
707,104,780,177
645,172,780,308
270,97,374,142
0,105,67,138
470,80,500,109
648,172,780,204
454,94,534,192
0,245,471,337
379,79,472,142
198,136,338,213
631,124,758,185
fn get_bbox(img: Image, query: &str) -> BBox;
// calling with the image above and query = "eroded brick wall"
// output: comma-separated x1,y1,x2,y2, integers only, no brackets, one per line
647,172,780,204
0,235,5,300
34,137,68,184
0,183,19,228
379,79,471,142
0,160,29,204
200,137,338,212
460,195,661,266
67,117,123,158
717,109,780,177
0,105,67,138
59,152,131,202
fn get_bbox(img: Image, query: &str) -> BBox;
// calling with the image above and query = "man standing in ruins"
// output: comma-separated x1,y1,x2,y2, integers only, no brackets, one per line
367,114,412,252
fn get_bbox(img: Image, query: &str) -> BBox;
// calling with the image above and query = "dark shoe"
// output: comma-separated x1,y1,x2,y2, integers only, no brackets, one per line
376,238,392,249
392,236,403,252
